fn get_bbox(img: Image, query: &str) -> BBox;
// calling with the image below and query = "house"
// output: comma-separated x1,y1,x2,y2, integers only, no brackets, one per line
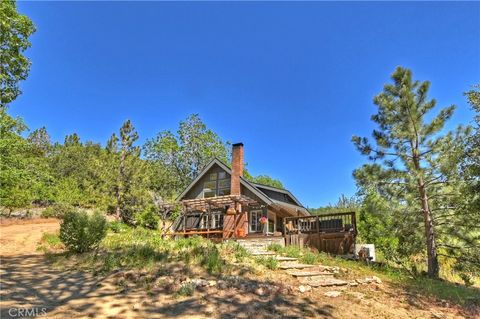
168,143,356,254
175,143,310,239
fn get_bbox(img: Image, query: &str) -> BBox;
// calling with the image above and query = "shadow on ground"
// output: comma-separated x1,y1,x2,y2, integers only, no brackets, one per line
0,254,335,318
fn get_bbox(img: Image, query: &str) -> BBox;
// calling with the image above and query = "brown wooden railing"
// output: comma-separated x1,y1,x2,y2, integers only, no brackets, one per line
284,212,356,235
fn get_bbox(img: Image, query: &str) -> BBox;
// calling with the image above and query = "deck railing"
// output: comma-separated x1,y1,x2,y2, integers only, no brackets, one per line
284,212,356,235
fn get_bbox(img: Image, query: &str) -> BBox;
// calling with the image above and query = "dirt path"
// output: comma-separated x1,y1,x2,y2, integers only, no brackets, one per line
0,219,476,319
0,219,60,256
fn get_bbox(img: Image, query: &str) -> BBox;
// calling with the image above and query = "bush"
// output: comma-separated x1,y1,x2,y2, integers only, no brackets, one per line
108,221,130,233
41,203,75,219
135,207,159,229
256,256,279,270
267,243,284,253
301,250,320,265
177,282,195,297
60,211,107,253
200,245,224,274
37,232,63,252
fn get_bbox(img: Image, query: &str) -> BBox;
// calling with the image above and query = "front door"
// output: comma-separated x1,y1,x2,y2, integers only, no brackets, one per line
249,210,263,233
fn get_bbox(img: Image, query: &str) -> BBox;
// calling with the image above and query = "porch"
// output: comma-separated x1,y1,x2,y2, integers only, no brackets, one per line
164,195,357,255
284,212,357,255
169,195,276,239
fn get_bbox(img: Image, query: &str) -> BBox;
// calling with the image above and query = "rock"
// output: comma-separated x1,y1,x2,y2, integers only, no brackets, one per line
347,292,365,299
255,287,265,296
217,280,227,289
208,280,217,287
348,281,359,287
189,279,208,287
298,285,312,293
111,270,125,279
124,271,136,281
324,291,342,298
371,276,382,284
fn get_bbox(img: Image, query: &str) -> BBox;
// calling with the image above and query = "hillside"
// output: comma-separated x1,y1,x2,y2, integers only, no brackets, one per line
1,218,478,319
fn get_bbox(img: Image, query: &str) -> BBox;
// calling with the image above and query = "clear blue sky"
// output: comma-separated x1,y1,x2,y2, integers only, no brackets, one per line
11,2,480,208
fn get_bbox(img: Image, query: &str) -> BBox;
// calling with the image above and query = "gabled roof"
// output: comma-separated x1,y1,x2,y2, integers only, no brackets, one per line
177,157,310,216
250,181,304,207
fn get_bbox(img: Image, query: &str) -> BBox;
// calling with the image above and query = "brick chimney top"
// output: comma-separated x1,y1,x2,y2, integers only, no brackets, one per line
231,143,244,195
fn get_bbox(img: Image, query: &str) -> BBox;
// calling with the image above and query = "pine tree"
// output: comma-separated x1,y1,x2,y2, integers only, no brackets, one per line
116,120,140,224
352,66,469,278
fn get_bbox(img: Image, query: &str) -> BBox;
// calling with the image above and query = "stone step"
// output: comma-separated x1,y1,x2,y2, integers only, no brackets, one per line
252,251,276,256
298,277,348,287
286,270,334,277
278,263,316,270
274,256,298,261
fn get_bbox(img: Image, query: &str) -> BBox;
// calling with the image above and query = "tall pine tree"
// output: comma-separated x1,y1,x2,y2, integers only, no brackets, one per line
352,67,469,278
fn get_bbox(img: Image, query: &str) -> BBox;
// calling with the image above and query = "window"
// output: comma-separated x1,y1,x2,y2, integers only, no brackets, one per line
204,190,215,198
199,214,208,229
218,179,230,188
203,171,230,198
218,188,230,196
211,212,223,229
204,181,216,190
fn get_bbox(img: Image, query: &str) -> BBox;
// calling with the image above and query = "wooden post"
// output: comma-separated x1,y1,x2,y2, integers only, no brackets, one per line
207,203,211,239
262,206,268,237
183,204,187,236
317,216,320,233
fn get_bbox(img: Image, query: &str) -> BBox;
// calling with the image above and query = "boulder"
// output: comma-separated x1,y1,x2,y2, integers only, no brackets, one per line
324,291,342,298
298,285,312,293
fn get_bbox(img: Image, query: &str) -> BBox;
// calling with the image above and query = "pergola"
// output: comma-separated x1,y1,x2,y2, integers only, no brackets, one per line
159,195,264,238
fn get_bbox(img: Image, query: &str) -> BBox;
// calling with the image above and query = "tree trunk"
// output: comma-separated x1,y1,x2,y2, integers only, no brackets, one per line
417,178,439,278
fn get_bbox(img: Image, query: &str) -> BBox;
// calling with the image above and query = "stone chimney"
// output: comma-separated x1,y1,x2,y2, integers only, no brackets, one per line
231,143,244,196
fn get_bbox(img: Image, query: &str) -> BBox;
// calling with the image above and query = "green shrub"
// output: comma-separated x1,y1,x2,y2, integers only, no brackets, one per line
41,203,75,219
177,282,195,297
37,232,63,252
256,256,279,270
198,245,224,274
283,245,302,258
267,243,284,253
108,221,130,233
221,241,251,262
135,207,159,229
301,250,319,264
60,211,107,253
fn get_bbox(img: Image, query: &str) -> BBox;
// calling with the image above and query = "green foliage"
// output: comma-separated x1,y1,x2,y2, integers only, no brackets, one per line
249,175,284,189
282,245,303,258
37,232,63,251
266,244,321,265
41,203,74,219
177,282,195,297
135,206,159,229
144,114,230,198
266,243,283,253
221,241,251,262
108,221,131,233
300,250,320,265
255,256,278,270
59,210,107,253
0,0,36,107
310,194,360,215
199,245,224,274
352,66,473,278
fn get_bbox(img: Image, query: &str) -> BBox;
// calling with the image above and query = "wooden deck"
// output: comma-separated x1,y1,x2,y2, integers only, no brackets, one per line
284,212,357,255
